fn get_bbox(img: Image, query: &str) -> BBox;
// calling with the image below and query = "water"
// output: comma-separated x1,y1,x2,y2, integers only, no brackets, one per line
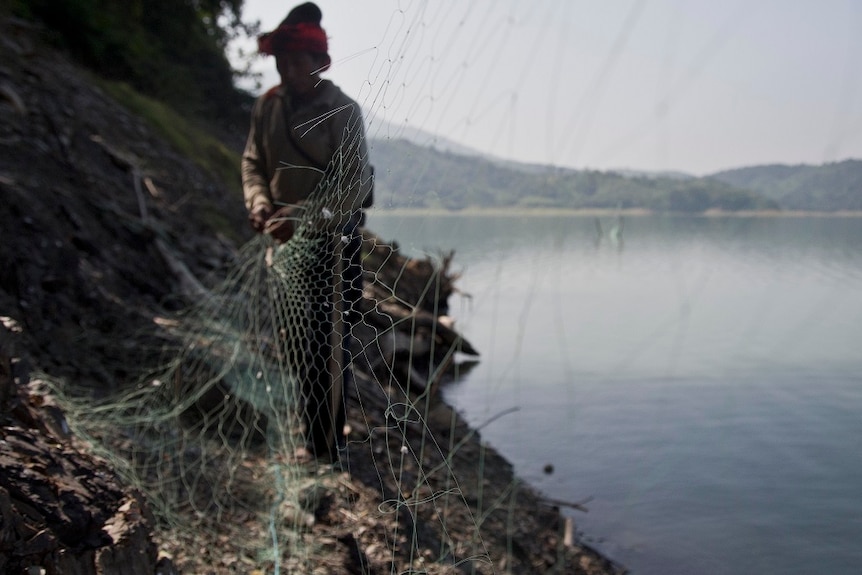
367,212,862,575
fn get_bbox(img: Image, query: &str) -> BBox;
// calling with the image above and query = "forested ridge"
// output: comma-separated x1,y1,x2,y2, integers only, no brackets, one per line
370,138,862,213
712,160,862,211
370,138,781,212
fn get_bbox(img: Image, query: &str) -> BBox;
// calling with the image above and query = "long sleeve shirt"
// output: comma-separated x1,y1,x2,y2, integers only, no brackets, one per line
241,80,373,230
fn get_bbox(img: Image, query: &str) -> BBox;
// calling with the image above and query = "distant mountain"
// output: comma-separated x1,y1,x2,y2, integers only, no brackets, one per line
710,160,862,211
609,168,695,181
366,116,484,158
366,121,862,212
368,138,777,213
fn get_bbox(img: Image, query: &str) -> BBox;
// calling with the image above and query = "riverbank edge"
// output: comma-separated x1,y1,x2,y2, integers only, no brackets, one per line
370,207,862,218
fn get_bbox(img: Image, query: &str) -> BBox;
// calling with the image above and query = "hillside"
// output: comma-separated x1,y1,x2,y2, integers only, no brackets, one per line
712,159,862,211
367,131,862,213
370,138,779,212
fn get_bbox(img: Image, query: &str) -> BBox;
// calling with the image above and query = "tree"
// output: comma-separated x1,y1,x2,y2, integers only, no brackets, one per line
10,0,256,127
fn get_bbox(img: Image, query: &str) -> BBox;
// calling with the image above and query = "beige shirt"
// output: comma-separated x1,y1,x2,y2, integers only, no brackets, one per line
241,80,372,228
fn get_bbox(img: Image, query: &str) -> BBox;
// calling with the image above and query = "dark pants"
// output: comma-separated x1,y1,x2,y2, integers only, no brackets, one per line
300,229,363,459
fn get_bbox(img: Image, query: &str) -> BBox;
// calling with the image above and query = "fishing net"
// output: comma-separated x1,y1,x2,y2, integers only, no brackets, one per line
20,2,858,574
44,4,615,573
51,115,491,573
56,217,485,574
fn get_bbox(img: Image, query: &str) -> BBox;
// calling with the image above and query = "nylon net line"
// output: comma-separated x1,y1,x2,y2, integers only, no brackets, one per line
26,2,858,574
53,118,492,572
44,3,609,573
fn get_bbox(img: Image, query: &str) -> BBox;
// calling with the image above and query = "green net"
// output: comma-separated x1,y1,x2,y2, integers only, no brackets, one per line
41,4,618,573
55,182,490,573
9,2,859,574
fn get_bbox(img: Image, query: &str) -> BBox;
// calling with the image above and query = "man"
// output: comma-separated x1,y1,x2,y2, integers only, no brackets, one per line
242,2,373,461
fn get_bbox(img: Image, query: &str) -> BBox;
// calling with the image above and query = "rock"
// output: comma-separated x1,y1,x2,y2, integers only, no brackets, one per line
0,426,158,574
1,322,157,575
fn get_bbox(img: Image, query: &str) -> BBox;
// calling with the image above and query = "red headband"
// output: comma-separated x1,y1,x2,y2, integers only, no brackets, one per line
258,22,328,56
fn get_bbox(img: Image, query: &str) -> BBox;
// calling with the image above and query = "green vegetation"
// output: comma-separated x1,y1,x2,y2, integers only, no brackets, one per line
10,0,254,132
370,139,780,213
98,80,241,189
713,160,862,211
9,0,253,197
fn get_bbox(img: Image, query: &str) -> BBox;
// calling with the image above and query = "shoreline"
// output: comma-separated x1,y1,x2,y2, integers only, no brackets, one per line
370,207,862,218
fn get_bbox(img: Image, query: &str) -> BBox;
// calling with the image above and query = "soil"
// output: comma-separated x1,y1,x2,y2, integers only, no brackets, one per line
0,15,626,575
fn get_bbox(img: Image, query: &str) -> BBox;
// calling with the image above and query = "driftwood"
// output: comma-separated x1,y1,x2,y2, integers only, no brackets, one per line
538,495,594,514
355,229,478,396
0,80,26,115
360,230,460,317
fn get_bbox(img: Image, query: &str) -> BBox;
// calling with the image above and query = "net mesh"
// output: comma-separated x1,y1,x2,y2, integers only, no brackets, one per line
24,2,859,574
54,168,492,572
44,4,611,573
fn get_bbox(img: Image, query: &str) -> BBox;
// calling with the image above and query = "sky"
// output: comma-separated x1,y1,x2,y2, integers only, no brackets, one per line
231,0,862,176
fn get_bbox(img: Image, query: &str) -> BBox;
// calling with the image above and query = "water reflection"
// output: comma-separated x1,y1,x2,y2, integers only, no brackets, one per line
366,212,862,575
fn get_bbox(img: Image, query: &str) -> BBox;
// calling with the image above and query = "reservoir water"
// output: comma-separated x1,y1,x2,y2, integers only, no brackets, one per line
368,212,862,575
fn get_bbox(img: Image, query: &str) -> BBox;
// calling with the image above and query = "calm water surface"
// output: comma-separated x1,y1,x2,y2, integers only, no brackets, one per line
368,213,862,575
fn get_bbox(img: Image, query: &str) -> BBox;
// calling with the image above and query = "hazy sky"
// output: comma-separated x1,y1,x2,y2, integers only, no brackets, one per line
233,0,862,175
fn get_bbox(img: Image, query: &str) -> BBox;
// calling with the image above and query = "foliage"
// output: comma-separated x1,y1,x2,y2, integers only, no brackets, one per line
97,80,242,192
370,138,779,213
10,0,255,131
713,160,862,211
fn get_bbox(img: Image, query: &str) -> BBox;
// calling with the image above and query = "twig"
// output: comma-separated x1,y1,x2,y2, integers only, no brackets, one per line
538,495,593,513
132,169,148,222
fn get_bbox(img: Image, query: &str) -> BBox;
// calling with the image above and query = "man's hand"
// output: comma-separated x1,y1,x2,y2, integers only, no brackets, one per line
249,203,273,233
264,206,296,243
